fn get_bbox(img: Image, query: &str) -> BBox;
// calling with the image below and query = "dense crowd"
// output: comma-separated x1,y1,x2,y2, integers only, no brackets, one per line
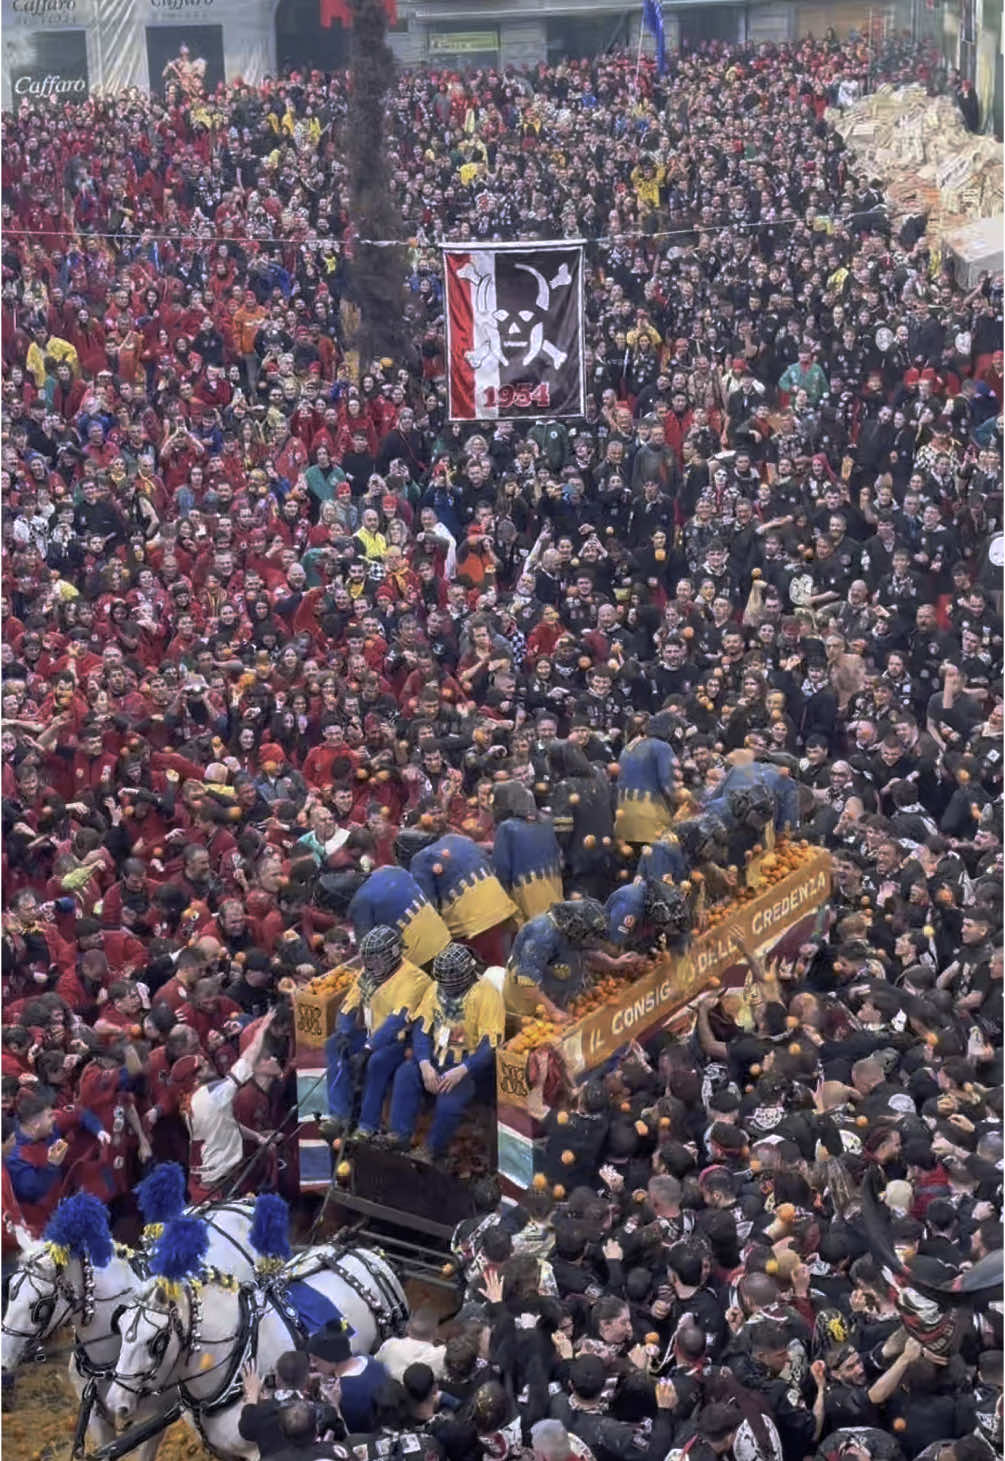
1,28,1003,1461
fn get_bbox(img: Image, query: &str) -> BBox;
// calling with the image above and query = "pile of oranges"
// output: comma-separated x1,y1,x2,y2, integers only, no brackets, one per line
567,971,644,1020
697,840,819,932
511,968,656,1051
756,839,815,888
509,1013,562,1053
309,966,356,999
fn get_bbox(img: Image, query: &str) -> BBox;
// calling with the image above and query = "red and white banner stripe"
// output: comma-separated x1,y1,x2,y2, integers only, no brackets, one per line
445,249,501,421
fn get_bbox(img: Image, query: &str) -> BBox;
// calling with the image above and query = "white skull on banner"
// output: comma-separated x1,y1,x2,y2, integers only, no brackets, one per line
458,259,572,372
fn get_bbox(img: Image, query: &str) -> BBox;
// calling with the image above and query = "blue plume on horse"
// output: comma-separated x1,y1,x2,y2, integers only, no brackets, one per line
44,1193,114,1269
149,1215,209,1283
135,1163,187,1226
249,1193,292,1262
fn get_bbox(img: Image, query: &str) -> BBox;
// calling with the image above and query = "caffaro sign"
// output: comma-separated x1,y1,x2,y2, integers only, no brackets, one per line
7,25,89,99
7,0,92,24
13,68,86,93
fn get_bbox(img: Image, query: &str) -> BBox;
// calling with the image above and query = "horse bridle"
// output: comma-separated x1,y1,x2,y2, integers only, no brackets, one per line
3,1250,139,1355
112,1276,251,1406
2,1257,77,1345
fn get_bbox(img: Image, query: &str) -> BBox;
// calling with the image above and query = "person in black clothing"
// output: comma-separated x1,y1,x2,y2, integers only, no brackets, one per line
238,1357,343,1460
726,1320,820,1461
548,1355,677,1461
341,429,378,495
817,1343,883,1433
73,477,126,544
883,1347,975,1460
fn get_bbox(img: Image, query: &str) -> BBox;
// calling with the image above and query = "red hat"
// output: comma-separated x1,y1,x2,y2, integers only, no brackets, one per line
259,743,285,763
170,1055,202,1090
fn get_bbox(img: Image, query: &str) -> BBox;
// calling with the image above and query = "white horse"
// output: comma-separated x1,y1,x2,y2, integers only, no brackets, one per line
1,1200,259,1459
105,1245,408,1459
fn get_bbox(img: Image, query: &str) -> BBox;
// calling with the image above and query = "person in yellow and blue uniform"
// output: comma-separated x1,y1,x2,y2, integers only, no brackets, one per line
347,864,451,969
503,898,640,1022
704,778,777,867
549,741,617,900
715,759,800,834
324,926,432,1140
491,782,564,923
615,711,680,844
605,877,693,957
636,834,688,885
409,832,518,966
386,944,504,1161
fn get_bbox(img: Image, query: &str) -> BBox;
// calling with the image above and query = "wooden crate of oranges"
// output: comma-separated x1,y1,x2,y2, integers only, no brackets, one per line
293,964,358,1046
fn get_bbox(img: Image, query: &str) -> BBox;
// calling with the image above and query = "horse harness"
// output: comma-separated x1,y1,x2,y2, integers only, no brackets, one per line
109,1244,407,1447
278,1245,408,1343
3,1249,137,1351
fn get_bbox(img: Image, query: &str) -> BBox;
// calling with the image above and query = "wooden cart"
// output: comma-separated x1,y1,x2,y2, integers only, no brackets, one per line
295,849,832,1220
496,848,832,1193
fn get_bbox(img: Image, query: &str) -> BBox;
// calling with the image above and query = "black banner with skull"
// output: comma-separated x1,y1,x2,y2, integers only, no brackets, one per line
443,242,585,421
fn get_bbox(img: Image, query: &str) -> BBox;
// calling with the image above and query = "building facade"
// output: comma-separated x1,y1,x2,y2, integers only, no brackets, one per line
3,0,1001,137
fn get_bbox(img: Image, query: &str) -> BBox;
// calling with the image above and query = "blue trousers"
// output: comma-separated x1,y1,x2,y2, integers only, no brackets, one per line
326,1029,406,1132
388,1054,490,1156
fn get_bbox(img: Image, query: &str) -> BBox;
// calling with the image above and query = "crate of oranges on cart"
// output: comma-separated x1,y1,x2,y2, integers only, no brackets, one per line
495,839,831,1193
293,962,359,1047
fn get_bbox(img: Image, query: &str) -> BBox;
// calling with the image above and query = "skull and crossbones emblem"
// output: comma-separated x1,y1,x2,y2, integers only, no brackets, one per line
458,258,573,373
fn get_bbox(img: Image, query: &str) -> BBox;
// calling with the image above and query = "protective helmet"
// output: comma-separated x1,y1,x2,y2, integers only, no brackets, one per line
359,925,403,982
679,814,729,865
727,784,774,831
316,869,367,912
491,781,537,823
647,710,680,744
432,942,479,996
551,898,607,943
549,741,592,780
643,880,693,940
393,825,438,869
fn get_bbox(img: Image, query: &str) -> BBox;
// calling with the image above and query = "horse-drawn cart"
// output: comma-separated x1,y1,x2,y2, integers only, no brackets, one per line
294,847,832,1244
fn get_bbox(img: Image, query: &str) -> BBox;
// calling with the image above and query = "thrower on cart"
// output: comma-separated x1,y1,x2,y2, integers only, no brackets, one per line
295,839,831,1215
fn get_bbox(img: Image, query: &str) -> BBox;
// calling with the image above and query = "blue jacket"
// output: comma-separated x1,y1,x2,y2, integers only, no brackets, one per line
492,817,564,920
716,762,800,832
616,737,678,841
605,882,649,946
508,913,589,1005
347,866,450,968
637,837,687,883
410,835,517,938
